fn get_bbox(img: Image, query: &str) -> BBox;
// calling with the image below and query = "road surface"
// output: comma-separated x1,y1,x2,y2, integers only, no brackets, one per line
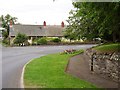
2,45,96,88
0,44,2,89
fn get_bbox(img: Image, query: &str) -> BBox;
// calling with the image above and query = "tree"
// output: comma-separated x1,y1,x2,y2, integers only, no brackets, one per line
64,25,78,42
65,2,120,42
14,33,28,46
64,9,81,41
1,14,17,38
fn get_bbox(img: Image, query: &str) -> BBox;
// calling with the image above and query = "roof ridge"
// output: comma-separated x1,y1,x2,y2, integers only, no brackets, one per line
13,24,61,26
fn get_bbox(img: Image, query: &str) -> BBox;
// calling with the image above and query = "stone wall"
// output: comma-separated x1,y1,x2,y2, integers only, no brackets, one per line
86,49,120,82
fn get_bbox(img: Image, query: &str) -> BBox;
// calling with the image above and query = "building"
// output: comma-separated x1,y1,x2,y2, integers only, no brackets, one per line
9,21,65,45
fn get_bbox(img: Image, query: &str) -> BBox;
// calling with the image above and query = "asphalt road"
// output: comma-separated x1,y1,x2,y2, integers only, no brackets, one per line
2,45,96,88
0,44,2,89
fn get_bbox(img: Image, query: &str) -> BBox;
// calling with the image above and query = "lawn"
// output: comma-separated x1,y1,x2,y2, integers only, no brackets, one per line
93,43,120,53
24,50,97,88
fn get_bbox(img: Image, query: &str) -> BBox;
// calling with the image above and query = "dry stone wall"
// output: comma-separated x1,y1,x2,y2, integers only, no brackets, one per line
86,49,120,82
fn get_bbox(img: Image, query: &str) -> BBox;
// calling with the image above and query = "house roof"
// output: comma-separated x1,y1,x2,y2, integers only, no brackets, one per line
10,24,65,37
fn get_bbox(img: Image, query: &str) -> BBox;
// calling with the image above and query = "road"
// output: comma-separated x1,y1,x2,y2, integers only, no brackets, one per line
2,45,96,88
0,44,2,89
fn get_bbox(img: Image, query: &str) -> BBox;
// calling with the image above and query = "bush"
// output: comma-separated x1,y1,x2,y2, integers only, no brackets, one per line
51,38,61,43
2,39,9,45
37,38,47,45
63,49,77,54
14,33,28,45
60,49,84,55
45,37,53,41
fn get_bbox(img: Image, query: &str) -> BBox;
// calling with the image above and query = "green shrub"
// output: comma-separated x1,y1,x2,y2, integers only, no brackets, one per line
2,39,9,45
51,38,61,43
37,38,47,45
45,37,53,41
14,33,28,45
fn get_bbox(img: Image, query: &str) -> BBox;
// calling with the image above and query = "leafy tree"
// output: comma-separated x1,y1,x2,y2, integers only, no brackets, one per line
2,31,8,39
64,26,77,42
64,9,82,41
1,14,17,38
65,2,120,42
14,33,28,46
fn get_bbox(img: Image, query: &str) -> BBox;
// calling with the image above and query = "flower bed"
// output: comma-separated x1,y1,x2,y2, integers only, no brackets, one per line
61,49,77,54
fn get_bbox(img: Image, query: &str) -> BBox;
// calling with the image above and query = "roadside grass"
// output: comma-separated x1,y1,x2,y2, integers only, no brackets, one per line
24,50,97,88
93,43,120,53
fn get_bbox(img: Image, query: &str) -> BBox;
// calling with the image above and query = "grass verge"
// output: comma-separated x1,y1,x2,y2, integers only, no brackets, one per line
24,50,97,88
93,43,120,53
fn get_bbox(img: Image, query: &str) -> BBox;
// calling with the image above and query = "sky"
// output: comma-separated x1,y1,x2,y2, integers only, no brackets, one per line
0,0,74,25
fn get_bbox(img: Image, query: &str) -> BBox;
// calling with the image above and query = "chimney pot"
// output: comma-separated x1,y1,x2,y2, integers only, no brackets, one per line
43,21,46,26
61,21,64,27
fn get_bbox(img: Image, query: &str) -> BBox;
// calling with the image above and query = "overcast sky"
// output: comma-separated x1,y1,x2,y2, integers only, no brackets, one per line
0,0,74,25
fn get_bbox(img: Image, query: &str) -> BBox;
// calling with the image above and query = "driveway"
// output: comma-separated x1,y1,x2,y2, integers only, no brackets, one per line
2,45,96,88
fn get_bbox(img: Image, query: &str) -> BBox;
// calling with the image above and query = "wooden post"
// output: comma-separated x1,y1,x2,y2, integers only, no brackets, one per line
91,53,95,71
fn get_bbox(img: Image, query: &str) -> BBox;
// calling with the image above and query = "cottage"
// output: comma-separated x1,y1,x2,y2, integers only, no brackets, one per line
9,21,65,45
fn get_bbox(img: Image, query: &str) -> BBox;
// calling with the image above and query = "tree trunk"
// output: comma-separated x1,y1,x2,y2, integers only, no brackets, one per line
112,32,116,42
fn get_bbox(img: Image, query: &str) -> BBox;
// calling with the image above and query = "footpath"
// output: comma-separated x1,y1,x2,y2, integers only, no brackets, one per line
66,53,118,88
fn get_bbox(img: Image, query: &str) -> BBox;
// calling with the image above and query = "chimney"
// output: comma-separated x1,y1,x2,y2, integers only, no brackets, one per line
43,21,46,26
61,21,64,27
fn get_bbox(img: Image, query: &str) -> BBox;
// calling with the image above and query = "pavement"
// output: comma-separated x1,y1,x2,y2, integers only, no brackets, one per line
2,45,96,88
66,53,118,88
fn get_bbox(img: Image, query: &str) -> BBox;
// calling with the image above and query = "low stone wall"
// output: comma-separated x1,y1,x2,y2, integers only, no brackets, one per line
86,49,120,82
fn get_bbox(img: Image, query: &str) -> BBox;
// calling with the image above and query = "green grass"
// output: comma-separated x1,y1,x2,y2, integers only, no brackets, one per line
24,50,97,88
94,43,120,53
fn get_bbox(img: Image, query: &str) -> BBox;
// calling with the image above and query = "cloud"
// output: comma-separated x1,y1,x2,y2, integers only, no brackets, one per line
0,0,73,25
